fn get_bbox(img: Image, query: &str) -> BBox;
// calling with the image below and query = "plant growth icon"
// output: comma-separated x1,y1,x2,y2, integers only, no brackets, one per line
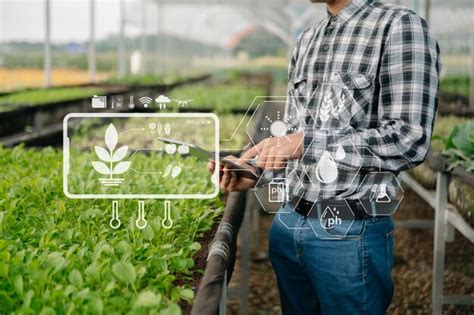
319,89,346,123
92,123,131,186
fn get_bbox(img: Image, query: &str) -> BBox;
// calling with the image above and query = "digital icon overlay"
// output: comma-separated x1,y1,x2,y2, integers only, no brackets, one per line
92,95,107,109
92,124,131,187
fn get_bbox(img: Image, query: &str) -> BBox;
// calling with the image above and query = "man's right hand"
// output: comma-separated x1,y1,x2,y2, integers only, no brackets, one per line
208,156,257,192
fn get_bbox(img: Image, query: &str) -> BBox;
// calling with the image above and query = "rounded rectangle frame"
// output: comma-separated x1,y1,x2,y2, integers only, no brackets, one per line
63,113,220,200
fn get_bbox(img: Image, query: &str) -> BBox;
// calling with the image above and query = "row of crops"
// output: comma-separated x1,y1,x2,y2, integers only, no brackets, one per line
0,73,195,112
439,76,470,97
0,72,265,313
409,74,474,221
0,74,266,115
0,69,472,313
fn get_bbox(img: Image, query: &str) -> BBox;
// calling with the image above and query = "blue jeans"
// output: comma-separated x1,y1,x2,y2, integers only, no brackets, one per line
269,203,394,315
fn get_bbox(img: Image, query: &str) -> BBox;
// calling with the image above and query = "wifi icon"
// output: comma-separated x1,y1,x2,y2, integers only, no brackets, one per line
139,97,153,108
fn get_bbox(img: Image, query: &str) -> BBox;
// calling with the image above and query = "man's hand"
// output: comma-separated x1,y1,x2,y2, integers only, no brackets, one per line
241,132,304,169
208,156,257,192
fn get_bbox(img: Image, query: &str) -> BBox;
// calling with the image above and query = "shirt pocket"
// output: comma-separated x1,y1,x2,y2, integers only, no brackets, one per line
334,72,375,125
291,76,310,105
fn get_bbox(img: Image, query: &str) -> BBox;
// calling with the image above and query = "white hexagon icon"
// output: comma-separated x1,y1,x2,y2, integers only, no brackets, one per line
306,199,356,239
301,137,362,193
277,211,312,231
357,172,404,216
306,81,354,130
251,167,305,215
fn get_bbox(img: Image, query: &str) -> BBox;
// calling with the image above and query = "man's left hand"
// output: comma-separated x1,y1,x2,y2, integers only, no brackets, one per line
240,132,304,170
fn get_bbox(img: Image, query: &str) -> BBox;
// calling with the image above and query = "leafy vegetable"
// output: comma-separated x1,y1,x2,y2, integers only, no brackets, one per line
433,121,474,171
0,145,224,313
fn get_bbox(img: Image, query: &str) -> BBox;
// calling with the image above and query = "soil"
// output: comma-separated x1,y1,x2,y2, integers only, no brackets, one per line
227,189,474,315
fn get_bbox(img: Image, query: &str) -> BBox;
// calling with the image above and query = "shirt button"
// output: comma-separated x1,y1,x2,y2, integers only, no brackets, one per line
323,45,330,51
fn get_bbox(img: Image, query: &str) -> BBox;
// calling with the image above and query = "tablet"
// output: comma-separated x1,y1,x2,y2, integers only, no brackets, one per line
157,137,261,180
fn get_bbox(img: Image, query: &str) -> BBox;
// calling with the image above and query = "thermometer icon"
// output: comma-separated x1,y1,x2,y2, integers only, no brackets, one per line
110,201,121,229
162,201,173,229
135,201,147,229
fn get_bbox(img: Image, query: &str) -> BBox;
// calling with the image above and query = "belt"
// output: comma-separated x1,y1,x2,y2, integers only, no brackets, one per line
288,197,371,220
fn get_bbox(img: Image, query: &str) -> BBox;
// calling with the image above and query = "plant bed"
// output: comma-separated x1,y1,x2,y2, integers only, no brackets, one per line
103,73,210,89
0,145,225,313
407,118,474,225
0,87,124,138
169,83,269,114
0,75,211,139
0,73,211,98
438,76,473,116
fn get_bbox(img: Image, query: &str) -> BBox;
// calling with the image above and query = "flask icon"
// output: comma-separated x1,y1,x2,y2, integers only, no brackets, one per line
375,184,391,203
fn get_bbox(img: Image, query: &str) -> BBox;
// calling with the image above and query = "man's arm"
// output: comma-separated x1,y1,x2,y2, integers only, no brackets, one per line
304,12,441,172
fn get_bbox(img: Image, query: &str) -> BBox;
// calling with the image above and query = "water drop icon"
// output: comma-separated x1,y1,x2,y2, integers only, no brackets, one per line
320,207,340,230
315,151,338,184
335,144,346,161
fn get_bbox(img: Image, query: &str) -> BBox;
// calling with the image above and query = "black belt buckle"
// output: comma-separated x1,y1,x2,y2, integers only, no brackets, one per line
290,197,370,220
290,197,312,217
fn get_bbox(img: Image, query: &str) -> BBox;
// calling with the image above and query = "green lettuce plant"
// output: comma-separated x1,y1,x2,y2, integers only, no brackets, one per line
433,121,474,172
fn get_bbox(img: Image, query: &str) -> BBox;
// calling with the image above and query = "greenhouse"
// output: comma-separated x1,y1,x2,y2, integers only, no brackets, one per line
0,0,473,314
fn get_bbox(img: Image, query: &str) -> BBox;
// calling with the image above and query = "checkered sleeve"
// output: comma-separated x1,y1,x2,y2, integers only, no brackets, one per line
304,12,440,172
284,34,303,131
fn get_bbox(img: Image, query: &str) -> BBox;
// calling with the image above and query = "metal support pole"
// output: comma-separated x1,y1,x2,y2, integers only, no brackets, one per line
155,1,162,74
140,0,148,74
424,0,431,23
432,172,449,315
118,0,126,76
44,0,51,88
88,0,96,83
413,0,420,13
219,270,227,315
470,35,474,111
238,193,252,315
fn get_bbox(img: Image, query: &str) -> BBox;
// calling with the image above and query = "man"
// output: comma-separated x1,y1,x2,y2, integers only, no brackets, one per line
210,0,440,313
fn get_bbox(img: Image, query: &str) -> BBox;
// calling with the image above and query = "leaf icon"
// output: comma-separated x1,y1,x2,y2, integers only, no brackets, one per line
105,124,118,151
95,146,111,162
91,161,111,175
162,164,172,178
164,123,171,136
113,161,131,175
112,146,128,162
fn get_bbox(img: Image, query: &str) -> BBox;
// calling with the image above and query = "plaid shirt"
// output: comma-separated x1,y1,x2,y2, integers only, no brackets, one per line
284,0,441,202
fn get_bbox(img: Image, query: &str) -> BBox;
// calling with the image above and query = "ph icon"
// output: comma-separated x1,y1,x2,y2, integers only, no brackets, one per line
320,207,342,230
